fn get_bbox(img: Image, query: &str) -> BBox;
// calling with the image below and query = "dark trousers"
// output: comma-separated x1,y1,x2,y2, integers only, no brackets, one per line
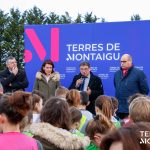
117,112,129,120
86,101,96,116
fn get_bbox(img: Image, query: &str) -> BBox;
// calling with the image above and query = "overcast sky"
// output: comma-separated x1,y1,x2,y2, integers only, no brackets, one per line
0,0,150,22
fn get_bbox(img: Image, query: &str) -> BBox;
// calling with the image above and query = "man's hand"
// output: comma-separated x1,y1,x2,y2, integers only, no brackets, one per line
76,78,83,87
12,67,18,75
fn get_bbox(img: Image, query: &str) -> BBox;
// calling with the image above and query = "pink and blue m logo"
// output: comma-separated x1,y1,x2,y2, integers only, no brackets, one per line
24,28,60,63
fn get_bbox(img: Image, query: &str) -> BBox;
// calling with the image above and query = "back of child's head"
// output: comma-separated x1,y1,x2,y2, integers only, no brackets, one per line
80,91,89,106
101,122,150,150
0,91,31,124
128,93,146,104
86,114,114,140
66,89,80,107
95,95,113,119
111,97,118,114
41,97,71,130
70,107,82,125
55,86,69,99
129,96,150,122
111,97,118,110
32,89,46,103
31,93,42,111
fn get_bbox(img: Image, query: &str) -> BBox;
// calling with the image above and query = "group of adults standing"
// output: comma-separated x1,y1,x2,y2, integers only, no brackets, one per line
0,54,149,119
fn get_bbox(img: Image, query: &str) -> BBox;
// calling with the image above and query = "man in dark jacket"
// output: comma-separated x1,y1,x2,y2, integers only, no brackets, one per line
69,61,104,115
114,54,149,119
0,56,29,93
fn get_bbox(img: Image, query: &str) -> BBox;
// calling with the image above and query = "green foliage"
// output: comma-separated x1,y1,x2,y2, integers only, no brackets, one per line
24,6,47,24
101,17,106,22
45,12,60,24
74,14,83,23
3,8,25,68
131,14,141,21
84,12,99,23
0,10,9,69
59,12,72,24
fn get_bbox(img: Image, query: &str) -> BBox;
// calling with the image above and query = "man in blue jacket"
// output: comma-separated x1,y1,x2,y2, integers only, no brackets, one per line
114,54,149,119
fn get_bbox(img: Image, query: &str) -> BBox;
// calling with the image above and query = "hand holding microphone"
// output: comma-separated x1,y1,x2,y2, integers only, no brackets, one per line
75,75,86,88
76,78,83,87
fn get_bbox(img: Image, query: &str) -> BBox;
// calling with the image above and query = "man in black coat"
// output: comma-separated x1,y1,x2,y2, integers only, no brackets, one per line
0,56,29,93
69,61,104,115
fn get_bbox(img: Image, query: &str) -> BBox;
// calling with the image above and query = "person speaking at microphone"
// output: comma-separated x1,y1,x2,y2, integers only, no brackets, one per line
75,75,87,91
69,61,104,115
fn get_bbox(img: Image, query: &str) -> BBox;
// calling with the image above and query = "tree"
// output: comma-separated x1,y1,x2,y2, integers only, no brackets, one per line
0,10,9,69
131,14,141,21
3,8,25,68
101,17,106,22
74,14,83,23
59,12,72,24
0,6,107,69
45,12,60,24
23,6,47,24
84,12,99,23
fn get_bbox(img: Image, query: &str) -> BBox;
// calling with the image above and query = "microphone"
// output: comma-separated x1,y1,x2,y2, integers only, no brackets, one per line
80,75,87,91
76,75,87,89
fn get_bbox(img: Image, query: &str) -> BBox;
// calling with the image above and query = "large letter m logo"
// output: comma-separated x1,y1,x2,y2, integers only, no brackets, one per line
24,28,60,63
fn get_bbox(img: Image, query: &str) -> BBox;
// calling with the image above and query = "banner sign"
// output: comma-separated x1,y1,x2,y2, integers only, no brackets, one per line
24,21,150,96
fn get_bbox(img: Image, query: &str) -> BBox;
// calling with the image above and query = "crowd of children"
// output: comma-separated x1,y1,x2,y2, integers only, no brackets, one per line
0,86,150,150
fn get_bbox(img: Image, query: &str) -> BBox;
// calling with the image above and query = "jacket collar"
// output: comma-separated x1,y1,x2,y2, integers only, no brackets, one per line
120,66,133,77
29,123,90,150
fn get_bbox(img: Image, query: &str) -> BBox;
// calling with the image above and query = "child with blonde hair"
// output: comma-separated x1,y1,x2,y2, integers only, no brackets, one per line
66,89,81,107
129,96,150,122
